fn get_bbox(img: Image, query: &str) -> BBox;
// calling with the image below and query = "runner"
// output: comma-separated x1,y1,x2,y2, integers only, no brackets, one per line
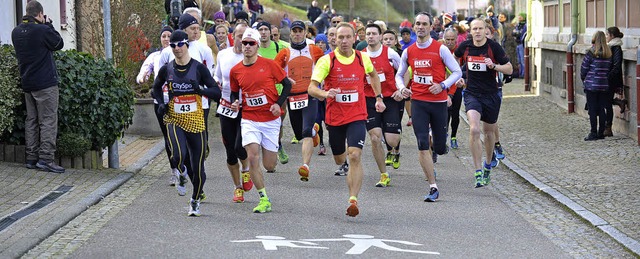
308,22,386,217
152,30,221,216
229,28,292,213
214,23,254,203
256,21,290,166
273,21,325,181
454,19,512,188
361,24,402,187
394,12,462,202
441,28,464,150
136,26,178,185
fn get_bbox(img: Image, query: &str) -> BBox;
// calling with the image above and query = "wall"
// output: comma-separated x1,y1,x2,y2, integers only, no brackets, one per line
2,0,76,50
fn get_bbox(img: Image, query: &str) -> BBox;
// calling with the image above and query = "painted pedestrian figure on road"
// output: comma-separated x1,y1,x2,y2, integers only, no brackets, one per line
231,236,328,250
303,234,440,255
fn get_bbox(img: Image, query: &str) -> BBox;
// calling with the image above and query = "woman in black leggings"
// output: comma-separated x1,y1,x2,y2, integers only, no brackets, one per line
153,30,221,217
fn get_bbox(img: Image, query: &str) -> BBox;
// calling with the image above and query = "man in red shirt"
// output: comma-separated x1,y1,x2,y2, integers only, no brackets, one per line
394,12,462,202
229,28,292,213
308,22,385,217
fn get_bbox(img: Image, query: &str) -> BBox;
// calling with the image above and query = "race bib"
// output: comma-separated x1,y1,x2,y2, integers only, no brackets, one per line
336,89,359,103
289,94,308,110
245,93,268,107
468,56,487,72
162,84,170,104
216,99,238,118
173,95,198,114
366,73,386,84
413,74,433,85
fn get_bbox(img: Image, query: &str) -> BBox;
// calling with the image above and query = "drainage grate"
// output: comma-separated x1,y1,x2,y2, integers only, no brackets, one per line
0,185,73,232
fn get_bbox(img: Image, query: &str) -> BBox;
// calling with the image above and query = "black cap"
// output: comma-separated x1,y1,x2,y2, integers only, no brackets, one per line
160,26,174,37
235,11,249,23
170,30,189,43
178,13,198,30
400,27,411,35
290,20,305,30
256,21,271,31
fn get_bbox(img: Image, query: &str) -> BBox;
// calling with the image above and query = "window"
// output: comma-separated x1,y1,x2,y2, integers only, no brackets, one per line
59,0,67,24
563,3,570,27
544,4,558,27
586,0,606,28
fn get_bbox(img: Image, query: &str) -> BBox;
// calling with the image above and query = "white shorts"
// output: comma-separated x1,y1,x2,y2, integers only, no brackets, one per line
241,118,281,152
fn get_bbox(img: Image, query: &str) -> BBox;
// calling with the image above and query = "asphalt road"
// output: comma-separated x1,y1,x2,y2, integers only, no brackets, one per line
69,137,568,258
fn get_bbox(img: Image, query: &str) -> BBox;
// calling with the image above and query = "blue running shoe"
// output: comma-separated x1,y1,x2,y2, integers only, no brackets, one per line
474,170,484,188
494,144,505,160
490,151,499,168
424,187,439,202
450,137,458,149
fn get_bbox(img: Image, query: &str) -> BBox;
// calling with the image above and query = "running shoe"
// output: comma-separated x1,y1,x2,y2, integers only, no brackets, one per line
450,137,458,149
291,137,299,144
482,163,492,185
266,169,276,173
312,123,320,147
392,153,401,169
424,187,439,202
176,173,188,196
334,162,349,176
318,143,326,155
346,199,359,217
188,199,201,217
385,152,393,166
233,188,244,203
375,173,391,187
278,146,289,164
242,171,253,191
199,192,207,201
298,164,310,181
169,168,179,186
494,144,505,160
490,152,499,168
253,197,272,213
406,118,412,126
474,170,484,188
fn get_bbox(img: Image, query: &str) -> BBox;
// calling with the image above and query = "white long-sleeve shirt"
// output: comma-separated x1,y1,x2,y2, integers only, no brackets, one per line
214,47,244,102
366,44,402,89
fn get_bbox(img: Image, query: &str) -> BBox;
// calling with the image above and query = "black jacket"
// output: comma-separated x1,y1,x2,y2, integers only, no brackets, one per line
307,6,322,23
608,44,623,93
11,16,64,92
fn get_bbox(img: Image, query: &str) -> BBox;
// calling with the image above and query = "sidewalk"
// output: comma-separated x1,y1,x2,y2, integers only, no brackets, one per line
473,79,640,255
0,134,164,258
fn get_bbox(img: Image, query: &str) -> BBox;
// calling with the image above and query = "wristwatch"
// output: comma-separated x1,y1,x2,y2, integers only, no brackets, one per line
440,82,447,90
376,94,383,99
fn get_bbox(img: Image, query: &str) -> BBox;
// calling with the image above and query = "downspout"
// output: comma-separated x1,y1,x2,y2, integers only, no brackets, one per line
566,0,578,113
636,47,640,145
524,0,533,92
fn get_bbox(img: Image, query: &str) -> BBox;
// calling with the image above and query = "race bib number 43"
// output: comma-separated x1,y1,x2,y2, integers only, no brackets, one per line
289,94,309,110
468,56,487,72
174,96,198,113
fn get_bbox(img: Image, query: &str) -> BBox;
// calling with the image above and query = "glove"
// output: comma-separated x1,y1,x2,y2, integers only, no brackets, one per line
157,103,167,115
503,74,513,84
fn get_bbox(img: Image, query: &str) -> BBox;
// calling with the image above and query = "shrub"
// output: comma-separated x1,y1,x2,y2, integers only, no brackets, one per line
0,45,23,137
55,50,135,150
56,132,91,157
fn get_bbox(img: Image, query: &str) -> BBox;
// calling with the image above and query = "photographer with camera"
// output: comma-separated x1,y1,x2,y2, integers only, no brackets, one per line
12,0,65,173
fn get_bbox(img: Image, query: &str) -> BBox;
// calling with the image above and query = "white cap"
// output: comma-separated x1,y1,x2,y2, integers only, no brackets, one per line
242,28,260,43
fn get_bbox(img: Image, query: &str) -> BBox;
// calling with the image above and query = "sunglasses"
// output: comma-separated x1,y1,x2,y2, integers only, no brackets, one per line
241,41,257,46
332,21,340,24
170,42,188,48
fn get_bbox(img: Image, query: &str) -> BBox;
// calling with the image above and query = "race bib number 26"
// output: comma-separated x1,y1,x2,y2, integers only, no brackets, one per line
468,56,487,72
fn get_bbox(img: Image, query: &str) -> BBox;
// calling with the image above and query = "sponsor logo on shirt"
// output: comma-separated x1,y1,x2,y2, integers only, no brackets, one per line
414,59,432,68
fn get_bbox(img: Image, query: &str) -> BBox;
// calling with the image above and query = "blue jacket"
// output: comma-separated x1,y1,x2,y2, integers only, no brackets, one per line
580,49,611,92
11,16,64,92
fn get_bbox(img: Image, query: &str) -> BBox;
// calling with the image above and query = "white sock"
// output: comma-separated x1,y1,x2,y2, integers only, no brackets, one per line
429,184,438,189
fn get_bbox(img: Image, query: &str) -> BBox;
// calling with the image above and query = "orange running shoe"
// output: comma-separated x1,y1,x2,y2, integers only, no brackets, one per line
346,199,359,217
232,188,244,203
242,172,253,191
312,123,320,147
298,164,309,181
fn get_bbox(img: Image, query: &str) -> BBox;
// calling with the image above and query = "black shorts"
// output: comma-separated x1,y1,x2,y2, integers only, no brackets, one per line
411,100,448,153
287,93,318,139
365,97,403,134
463,90,501,124
327,120,366,155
